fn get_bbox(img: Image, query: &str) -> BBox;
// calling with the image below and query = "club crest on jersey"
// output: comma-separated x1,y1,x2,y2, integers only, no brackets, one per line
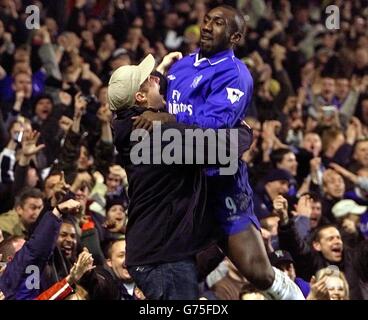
167,74,176,80
226,88,244,104
190,75,203,88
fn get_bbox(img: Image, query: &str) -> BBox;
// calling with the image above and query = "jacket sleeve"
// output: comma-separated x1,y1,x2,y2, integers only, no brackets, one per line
176,67,253,129
0,211,62,299
278,219,314,279
0,148,16,183
38,43,62,81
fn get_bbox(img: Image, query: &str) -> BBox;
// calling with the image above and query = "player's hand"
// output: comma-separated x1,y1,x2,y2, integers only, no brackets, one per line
156,52,183,75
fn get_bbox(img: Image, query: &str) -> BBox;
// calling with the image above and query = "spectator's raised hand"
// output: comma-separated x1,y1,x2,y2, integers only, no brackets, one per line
21,130,45,158
50,171,71,207
291,194,312,218
55,199,82,216
68,248,95,284
97,104,112,123
273,195,288,222
14,90,25,112
307,275,329,300
74,92,87,118
39,26,51,44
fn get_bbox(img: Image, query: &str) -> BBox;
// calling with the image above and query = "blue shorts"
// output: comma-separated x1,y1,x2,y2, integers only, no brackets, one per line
206,161,260,235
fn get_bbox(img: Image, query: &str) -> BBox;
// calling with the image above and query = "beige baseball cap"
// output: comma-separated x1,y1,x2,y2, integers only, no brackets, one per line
108,54,156,111
332,199,367,219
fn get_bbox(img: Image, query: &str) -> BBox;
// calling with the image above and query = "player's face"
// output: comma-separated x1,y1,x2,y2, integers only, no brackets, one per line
200,7,234,57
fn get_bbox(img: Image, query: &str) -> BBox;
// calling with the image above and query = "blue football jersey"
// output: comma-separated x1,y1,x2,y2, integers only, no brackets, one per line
166,49,259,235
166,49,253,129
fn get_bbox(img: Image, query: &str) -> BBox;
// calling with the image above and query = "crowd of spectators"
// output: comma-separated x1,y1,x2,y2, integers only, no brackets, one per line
0,0,368,300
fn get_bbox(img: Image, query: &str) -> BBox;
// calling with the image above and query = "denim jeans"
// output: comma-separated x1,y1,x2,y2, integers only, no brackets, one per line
128,258,199,300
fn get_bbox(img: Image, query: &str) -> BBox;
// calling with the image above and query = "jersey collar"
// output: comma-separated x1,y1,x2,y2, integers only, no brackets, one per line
192,49,234,67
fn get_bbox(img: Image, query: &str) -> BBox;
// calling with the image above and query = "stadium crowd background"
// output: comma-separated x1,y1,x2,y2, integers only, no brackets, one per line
0,0,368,300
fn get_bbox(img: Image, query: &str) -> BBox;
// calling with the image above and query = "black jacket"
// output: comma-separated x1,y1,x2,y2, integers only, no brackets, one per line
112,106,252,266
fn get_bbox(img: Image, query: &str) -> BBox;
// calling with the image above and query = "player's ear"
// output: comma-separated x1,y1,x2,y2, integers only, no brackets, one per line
135,91,147,104
230,32,242,46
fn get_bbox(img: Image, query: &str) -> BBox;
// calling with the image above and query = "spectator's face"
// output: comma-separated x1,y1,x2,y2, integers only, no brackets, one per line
9,121,22,141
107,241,132,281
355,48,368,69
106,173,122,193
26,168,39,188
14,48,29,64
107,205,126,228
335,79,350,100
323,171,345,198
327,276,346,300
13,73,32,99
164,12,179,29
321,78,336,101
265,180,289,200
353,140,368,167
302,133,322,157
127,27,142,43
261,216,279,236
35,98,53,121
277,152,298,176
199,7,235,57
245,117,261,143
138,75,164,109
77,146,91,170
87,18,102,34
44,174,61,199
75,184,90,205
313,227,343,262
144,10,156,28
310,201,322,229
16,197,43,226
57,222,77,259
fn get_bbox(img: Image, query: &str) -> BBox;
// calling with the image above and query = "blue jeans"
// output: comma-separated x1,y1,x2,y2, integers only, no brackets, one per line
128,258,199,300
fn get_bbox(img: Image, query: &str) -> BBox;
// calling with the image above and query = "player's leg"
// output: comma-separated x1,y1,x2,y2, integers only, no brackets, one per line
225,224,304,300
